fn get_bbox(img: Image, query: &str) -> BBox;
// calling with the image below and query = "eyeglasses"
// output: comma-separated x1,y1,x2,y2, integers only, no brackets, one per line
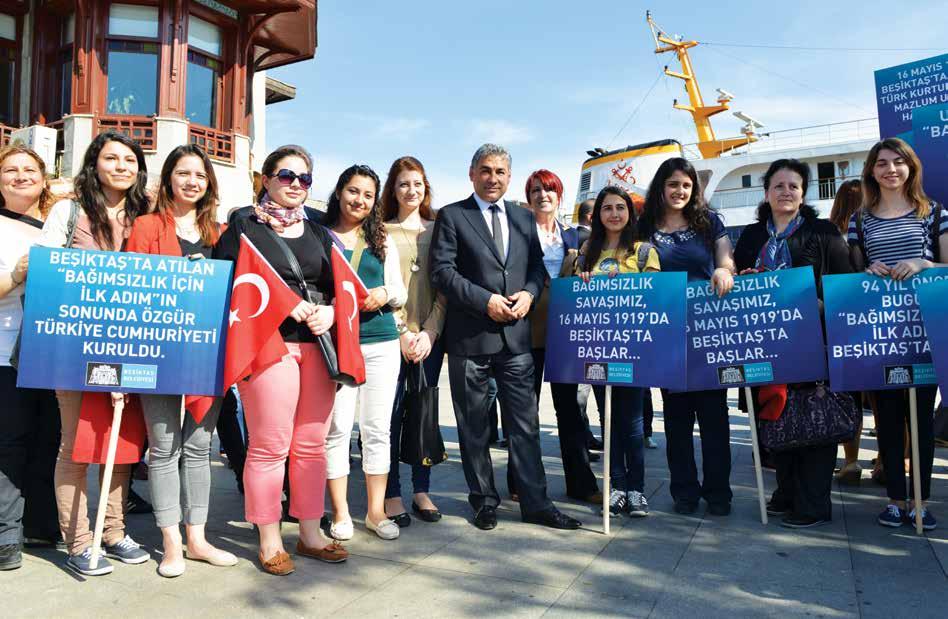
273,169,313,189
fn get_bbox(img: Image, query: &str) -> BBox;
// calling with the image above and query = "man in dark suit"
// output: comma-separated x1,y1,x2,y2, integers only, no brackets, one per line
430,144,581,531
575,199,594,247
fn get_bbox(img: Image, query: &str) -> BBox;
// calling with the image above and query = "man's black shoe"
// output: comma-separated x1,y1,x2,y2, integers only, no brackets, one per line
493,438,509,449
766,501,791,517
587,450,601,463
674,499,698,515
0,544,22,570
587,438,604,451
473,506,497,530
780,514,829,529
126,488,153,515
522,507,581,530
23,534,67,552
707,502,731,516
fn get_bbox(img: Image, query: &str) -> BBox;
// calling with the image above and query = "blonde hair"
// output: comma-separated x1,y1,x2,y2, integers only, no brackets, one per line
0,144,55,218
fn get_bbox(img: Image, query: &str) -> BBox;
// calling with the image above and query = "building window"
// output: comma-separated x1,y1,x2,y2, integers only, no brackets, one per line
58,13,74,119
741,174,752,188
186,15,221,127
106,4,159,116
0,13,16,125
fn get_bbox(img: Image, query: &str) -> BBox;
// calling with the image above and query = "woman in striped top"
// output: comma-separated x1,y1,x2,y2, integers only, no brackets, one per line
848,137,948,531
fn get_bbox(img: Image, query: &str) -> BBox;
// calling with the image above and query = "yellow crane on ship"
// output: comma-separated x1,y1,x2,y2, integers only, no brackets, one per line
572,12,761,220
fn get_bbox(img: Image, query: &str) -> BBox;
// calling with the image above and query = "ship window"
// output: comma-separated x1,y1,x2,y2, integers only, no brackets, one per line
579,171,591,193
741,174,751,188
106,5,160,116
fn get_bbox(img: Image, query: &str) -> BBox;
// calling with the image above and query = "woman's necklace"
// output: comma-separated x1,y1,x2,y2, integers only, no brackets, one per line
395,218,420,272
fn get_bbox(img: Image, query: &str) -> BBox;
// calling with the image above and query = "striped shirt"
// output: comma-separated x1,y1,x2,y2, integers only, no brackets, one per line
847,205,947,265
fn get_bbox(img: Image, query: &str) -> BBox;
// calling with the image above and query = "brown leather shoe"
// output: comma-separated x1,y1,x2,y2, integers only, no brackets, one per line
259,549,295,575
295,540,348,564
584,492,604,504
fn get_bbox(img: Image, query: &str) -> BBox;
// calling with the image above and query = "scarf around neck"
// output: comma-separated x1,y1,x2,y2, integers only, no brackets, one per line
253,191,304,231
756,214,803,271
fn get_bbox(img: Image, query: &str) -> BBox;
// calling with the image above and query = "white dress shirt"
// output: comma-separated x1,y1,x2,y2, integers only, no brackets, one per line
537,221,564,279
472,192,509,259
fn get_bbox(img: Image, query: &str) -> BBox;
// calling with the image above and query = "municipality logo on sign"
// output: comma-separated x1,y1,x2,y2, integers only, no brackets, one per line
584,362,608,382
884,365,914,386
86,362,122,387
717,365,746,385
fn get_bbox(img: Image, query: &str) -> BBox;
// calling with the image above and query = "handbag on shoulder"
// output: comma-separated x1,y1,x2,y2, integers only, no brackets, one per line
759,383,860,452
399,363,447,467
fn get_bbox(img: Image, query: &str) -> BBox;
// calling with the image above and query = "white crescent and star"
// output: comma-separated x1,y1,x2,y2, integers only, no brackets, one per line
342,280,358,329
230,273,271,327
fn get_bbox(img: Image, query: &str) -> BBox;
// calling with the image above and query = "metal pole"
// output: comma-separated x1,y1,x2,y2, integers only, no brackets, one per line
744,387,768,525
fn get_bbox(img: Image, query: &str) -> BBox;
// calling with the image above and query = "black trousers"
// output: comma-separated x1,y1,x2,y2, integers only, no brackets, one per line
0,367,61,545
532,349,599,499
448,351,553,515
875,386,937,501
662,389,732,505
771,443,837,520
216,388,245,491
643,389,654,438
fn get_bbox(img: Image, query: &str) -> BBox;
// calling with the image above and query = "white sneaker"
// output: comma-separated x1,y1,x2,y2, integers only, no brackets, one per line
627,491,649,517
329,518,354,540
607,489,628,516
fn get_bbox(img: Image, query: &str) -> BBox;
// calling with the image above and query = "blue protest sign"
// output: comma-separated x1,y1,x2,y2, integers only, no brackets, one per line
543,272,687,388
874,54,948,141
917,278,948,393
823,269,948,391
17,247,233,395
912,104,948,206
683,267,827,391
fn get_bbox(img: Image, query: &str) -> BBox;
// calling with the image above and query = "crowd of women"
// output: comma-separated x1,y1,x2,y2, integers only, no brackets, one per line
0,130,944,579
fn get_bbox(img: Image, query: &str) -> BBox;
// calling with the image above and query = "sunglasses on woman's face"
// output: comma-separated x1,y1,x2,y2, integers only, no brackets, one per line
273,168,313,189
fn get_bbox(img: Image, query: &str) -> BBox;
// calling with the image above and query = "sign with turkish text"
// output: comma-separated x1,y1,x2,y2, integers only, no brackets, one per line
917,277,948,393
823,269,948,391
683,267,827,391
874,54,948,141
17,247,232,394
543,272,687,388
912,103,948,206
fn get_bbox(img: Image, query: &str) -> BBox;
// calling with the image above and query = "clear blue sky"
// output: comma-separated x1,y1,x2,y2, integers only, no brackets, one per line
266,0,946,208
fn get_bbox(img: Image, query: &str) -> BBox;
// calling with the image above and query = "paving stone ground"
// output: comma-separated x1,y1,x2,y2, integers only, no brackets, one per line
5,379,947,618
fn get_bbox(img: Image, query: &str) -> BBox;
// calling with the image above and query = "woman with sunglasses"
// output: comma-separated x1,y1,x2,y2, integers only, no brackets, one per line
38,131,152,576
324,165,407,541
214,145,345,575
125,144,236,577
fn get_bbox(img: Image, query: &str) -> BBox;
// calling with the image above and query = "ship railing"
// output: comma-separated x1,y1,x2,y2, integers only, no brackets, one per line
710,174,856,210
682,118,879,160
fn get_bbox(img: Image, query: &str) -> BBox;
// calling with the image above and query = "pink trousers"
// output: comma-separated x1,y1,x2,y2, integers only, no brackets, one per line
237,342,335,524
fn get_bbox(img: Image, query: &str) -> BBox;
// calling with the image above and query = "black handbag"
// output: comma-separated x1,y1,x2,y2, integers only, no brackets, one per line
399,363,447,467
262,226,358,387
759,383,860,452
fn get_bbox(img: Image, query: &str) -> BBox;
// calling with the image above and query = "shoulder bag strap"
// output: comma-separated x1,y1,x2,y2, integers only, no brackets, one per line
64,200,80,249
262,226,312,303
349,232,367,275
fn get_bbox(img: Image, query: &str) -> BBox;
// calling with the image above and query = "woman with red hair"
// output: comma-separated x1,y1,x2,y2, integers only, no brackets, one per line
380,156,446,525
523,169,601,505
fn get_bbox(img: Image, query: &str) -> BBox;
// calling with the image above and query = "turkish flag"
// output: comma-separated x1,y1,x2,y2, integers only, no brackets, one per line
331,244,368,386
187,234,300,421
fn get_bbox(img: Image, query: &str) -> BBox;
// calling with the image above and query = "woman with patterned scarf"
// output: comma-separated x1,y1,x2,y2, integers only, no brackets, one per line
734,158,853,529
214,145,348,575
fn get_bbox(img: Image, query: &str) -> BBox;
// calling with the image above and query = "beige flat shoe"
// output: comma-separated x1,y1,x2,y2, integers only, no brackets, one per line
185,547,238,567
157,559,186,578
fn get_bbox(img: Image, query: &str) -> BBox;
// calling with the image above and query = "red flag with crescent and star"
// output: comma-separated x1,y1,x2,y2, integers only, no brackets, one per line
331,244,368,386
186,234,300,421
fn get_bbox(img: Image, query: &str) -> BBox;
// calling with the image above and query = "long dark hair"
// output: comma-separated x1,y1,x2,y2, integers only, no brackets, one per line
583,186,639,270
381,156,433,221
640,157,713,245
73,131,150,250
257,144,313,202
156,144,220,246
829,179,862,234
862,137,930,218
756,158,818,222
325,164,387,260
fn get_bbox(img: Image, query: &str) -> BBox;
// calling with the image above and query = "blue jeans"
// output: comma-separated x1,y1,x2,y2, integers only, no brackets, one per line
593,385,645,492
386,340,445,499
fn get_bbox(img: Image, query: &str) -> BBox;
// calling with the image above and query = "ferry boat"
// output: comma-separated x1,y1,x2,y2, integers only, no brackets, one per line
571,12,880,239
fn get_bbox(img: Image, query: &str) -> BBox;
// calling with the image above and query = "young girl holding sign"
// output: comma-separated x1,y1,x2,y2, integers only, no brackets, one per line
124,145,236,577
577,185,660,516
639,157,736,516
38,131,151,575
849,138,948,530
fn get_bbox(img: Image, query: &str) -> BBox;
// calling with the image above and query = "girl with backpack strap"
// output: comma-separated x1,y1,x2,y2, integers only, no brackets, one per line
847,138,948,530
577,185,660,518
